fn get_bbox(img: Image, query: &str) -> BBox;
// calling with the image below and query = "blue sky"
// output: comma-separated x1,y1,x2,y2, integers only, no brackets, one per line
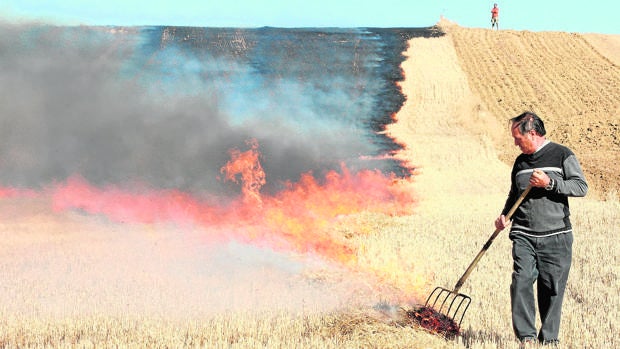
1,1,618,34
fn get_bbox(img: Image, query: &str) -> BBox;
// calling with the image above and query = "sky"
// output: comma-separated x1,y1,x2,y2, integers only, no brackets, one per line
1,0,618,34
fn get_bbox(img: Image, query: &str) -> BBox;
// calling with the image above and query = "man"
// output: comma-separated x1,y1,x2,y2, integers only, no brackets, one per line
491,3,500,30
495,112,588,346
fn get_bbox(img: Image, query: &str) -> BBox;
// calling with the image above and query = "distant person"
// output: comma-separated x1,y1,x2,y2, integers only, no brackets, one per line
491,3,499,30
494,112,588,346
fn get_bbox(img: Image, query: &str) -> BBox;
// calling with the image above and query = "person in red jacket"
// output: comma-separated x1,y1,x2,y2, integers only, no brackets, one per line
491,3,499,30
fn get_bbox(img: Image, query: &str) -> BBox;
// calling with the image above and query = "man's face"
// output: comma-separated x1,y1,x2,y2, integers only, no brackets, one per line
511,123,537,154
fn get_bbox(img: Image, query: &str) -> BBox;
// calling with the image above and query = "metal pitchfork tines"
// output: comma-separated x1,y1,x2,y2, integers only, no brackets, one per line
425,185,533,327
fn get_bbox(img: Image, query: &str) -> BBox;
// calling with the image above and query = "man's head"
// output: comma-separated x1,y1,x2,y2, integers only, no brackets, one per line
510,112,547,154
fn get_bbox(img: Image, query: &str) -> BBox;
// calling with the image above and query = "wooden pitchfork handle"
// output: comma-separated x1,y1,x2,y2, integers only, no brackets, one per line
452,184,532,293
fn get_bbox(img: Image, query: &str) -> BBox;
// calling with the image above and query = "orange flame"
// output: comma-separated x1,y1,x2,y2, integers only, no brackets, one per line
220,138,266,206
6,140,417,266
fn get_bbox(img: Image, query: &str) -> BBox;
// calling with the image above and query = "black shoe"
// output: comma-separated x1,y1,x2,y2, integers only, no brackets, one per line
541,339,559,346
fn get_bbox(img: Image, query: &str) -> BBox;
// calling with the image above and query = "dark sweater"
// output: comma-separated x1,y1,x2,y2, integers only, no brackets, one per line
502,141,588,237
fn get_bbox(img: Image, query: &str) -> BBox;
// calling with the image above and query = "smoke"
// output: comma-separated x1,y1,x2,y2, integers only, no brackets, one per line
0,24,421,196
1,24,238,194
0,23,432,319
0,208,385,319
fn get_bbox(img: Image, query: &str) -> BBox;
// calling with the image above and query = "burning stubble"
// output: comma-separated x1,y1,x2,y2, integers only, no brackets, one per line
0,138,417,321
0,23,427,322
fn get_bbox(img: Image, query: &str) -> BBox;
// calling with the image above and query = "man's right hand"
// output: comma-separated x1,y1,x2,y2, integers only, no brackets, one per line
495,214,510,230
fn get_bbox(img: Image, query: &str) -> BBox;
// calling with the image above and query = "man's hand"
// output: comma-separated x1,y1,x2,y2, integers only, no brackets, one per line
495,214,510,230
530,169,550,188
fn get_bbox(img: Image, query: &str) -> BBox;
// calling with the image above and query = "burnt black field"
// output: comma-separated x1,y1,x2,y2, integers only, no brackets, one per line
0,24,442,196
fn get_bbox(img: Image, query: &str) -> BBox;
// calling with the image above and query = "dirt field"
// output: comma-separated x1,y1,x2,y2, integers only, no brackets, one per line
394,19,619,199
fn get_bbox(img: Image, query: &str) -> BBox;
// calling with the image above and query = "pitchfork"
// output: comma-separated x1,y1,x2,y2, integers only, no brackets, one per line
425,185,533,327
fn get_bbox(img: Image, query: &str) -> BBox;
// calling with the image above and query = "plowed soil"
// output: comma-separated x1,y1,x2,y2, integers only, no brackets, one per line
390,19,620,200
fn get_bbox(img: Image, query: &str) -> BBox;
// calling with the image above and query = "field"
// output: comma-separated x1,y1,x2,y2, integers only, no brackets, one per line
2,21,619,348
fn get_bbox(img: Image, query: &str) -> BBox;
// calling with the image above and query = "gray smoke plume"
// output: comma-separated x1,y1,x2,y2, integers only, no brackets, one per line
0,23,406,196
0,22,426,322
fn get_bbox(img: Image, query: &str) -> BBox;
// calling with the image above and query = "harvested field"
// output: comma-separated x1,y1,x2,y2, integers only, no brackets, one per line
1,20,619,348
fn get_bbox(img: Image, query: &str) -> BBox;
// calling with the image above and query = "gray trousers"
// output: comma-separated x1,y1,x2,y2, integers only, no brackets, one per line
509,231,573,342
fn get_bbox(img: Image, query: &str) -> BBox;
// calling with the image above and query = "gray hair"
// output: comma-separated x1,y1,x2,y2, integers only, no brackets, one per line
510,111,546,136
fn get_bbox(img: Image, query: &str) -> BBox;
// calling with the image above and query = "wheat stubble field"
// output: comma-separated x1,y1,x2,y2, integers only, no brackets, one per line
1,21,619,348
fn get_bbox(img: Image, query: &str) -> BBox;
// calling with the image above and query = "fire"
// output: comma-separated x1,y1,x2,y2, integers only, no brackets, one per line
260,166,413,263
220,138,266,206
40,139,417,265
0,187,37,199
51,176,222,225
404,306,461,338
